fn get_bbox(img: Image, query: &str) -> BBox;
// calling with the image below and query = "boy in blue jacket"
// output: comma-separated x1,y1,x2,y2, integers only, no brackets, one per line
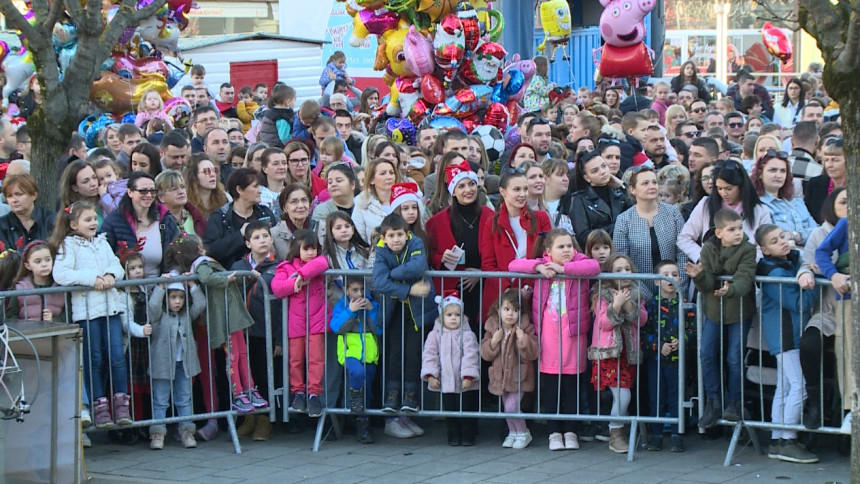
330,276,381,443
642,260,696,453
756,224,819,464
371,213,437,422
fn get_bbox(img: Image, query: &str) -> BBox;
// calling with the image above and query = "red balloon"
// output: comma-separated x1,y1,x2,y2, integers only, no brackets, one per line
505,99,520,127
762,22,792,63
407,98,432,125
598,43,654,79
483,102,509,131
461,115,479,134
420,74,444,105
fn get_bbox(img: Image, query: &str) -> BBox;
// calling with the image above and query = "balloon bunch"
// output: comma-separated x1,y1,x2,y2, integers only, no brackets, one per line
592,0,655,82
342,0,532,138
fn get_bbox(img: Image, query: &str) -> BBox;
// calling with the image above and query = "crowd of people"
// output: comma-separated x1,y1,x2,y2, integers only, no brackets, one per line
0,54,851,463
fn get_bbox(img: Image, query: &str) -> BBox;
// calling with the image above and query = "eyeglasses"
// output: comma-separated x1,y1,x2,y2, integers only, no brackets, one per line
728,122,745,128
681,131,701,139
700,174,713,183
825,137,843,147
691,107,707,113
132,188,158,196
289,157,310,166
199,167,219,175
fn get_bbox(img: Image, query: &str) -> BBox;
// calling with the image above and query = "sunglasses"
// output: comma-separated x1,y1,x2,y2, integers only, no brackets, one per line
715,159,741,172
825,137,843,147
132,188,158,196
761,149,789,161
199,167,219,175
728,122,744,128
691,107,707,113
504,166,526,175
681,131,701,139
598,138,620,146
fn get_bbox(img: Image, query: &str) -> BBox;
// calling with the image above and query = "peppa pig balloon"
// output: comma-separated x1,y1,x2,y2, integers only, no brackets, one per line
599,0,655,48
761,22,792,63
403,26,435,77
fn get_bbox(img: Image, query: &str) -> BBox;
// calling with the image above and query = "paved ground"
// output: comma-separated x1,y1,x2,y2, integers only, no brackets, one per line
84,418,850,483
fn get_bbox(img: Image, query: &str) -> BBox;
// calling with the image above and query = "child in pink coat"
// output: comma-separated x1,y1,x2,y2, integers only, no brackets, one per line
589,254,648,454
508,228,601,451
421,291,480,446
271,229,330,418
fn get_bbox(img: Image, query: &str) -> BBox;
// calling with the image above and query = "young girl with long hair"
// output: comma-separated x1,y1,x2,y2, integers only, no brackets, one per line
8,240,65,322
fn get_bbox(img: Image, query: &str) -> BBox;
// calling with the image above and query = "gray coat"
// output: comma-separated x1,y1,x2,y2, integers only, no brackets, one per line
148,285,206,380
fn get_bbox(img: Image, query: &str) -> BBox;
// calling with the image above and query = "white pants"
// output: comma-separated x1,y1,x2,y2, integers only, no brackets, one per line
771,349,806,440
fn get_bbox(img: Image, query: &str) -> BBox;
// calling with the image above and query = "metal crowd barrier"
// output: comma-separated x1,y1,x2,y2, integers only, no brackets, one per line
696,275,851,466
0,271,276,455
299,269,687,461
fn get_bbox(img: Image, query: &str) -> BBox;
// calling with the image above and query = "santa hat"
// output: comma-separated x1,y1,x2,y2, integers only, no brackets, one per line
390,182,421,212
445,160,479,194
435,290,463,312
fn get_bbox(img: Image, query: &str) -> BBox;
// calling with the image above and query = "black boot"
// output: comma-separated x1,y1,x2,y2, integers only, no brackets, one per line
803,388,821,429
447,419,462,446
698,398,719,429
355,417,374,444
350,388,365,414
722,400,749,422
461,418,476,446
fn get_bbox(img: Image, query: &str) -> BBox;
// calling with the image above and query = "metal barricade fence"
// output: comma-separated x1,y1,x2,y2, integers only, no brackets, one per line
294,269,687,461
696,275,851,466
0,271,276,455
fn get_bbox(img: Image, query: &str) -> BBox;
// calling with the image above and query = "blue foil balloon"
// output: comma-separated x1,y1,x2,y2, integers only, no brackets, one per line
492,68,524,104
385,118,417,146
428,116,467,133
121,112,137,124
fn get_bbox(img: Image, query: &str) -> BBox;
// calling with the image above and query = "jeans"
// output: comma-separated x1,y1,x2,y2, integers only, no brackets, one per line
150,361,194,435
700,317,751,402
648,360,680,436
345,357,376,408
771,349,805,440
80,314,128,401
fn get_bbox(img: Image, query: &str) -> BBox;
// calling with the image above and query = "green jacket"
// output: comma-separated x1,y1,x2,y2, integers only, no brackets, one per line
693,234,757,325
194,257,255,349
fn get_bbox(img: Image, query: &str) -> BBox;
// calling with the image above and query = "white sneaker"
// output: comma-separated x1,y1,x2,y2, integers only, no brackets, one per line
512,430,532,449
384,418,415,438
82,432,91,448
841,412,853,433
502,432,516,448
81,408,92,428
564,431,580,450
399,416,424,436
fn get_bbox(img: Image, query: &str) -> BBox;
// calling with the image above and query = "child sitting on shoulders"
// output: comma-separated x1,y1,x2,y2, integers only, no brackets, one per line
421,291,480,446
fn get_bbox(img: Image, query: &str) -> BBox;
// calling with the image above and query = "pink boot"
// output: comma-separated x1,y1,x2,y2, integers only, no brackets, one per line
113,393,133,426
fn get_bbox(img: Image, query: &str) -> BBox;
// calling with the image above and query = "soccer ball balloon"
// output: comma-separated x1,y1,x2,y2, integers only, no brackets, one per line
472,125,505,162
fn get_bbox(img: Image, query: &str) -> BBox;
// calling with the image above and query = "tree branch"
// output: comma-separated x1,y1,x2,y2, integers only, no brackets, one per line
0,0,40,46
754,0,800,29
46,0,67,31
798,0,845,60
836,8,860,73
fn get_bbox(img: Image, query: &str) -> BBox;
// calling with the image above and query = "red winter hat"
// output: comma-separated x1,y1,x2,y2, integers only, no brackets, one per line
435,289,463,312
390,182,421,212
445,160,479,194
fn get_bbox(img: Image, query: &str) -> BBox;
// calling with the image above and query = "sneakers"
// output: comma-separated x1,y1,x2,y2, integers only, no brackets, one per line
594,423,610,442
563,432,580,450
722,400,748,422
356,417,374,444
384,417,415,438
82,432,91,448
197,420,219,442
237,415,257,438
93,397,114,429
777,439,819,464
401,390,419,413
502,433,516,448
350,388,366,414
179,428,197,449
608,427,628,453
645,435,663,451
767,440,781,459
232,394,254,414
512,430,532,449
81,408,92,428
669,434,685,453
400,416,424,436
253,416,274,441
113,393,132,426
840,412,853,433
802,391,821,430
578,423,597,442
548,432,564,451
307,394,323,418
382,389,400,413
698,398,719,429
247,388,269,409
289,393,307,413
150,433,165,450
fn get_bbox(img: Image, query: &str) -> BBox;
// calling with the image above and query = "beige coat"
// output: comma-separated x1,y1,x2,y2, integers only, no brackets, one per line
480,315,539,396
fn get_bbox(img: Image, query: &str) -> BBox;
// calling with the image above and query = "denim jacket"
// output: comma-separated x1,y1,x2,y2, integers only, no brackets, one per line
760,192,817,245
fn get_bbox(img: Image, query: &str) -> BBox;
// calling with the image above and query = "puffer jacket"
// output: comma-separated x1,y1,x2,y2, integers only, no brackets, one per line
421,317,481,393
258,107,296,149
480,314,539,396
589,285,648,365
52,233,126,323
12,277,66,322
352,192,390,246
693,233,757,324
0,205,57,250
203,202,275,269
270,255,329,338
231,253,283,342
757,251,819,355
100,203,179,273
371,234,438,329
330,291,381,365
148,285,206,380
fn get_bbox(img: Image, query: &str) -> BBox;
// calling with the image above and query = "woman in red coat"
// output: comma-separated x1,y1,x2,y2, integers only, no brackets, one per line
479,169,551,321
426,158,495,330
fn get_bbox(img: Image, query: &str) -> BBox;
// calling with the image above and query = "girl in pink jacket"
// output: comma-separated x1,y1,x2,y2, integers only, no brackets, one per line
588,254,648,454
421,291,480,446
508,228,601,452
271,230,330,418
